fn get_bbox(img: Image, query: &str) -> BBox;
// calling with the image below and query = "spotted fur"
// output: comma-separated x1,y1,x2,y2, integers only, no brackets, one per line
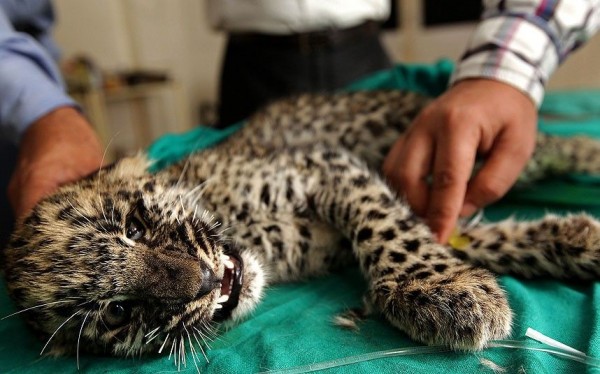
4,90,600,360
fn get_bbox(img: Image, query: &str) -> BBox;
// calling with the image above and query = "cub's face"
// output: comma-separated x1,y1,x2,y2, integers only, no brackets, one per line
3,155,264,357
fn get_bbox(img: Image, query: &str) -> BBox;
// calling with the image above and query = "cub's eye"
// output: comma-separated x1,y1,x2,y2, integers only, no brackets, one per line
105,302,131,328
125,217,145,240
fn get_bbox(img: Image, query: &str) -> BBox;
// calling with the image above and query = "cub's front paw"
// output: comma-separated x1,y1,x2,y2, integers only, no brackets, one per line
372,267,512,350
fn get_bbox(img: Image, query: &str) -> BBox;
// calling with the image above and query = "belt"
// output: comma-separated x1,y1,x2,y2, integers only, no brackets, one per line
228,21,382,50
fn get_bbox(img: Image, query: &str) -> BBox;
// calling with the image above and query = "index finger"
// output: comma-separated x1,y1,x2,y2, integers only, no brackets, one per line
426,127,479,243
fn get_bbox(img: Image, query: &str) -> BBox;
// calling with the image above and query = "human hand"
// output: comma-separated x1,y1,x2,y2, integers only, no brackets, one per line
8,106,104,220
383,79,538,243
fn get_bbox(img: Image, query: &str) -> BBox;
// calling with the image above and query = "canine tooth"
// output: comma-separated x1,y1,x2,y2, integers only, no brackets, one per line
221,254,230,262
215,304,223,310
224,259,235,269
218,295,229,303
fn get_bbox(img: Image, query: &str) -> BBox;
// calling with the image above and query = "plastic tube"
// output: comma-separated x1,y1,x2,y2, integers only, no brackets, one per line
258,345,451,374
260,337,600,373
525,327,586,357
490,339,600,367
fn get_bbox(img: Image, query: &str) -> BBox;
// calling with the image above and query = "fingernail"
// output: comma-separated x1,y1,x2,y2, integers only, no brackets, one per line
427,221,447,244
435,230,449,244
461,202,478,217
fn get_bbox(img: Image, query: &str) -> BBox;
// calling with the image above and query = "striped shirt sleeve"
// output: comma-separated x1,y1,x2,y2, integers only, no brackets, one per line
450,0,600,106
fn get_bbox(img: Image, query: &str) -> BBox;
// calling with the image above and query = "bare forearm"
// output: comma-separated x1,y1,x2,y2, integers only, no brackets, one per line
8,106,104,219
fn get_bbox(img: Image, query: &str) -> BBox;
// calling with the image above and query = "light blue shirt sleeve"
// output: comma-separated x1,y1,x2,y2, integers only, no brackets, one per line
0,3,77,143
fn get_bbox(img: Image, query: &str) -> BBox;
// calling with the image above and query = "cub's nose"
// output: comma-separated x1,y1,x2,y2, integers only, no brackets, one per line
196,266,221,298
137,253,221,301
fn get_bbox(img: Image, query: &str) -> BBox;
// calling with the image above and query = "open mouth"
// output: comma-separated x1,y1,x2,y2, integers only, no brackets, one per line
213,253,243,321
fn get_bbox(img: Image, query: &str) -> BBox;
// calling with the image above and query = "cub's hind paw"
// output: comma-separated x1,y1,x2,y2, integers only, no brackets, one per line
372,267,512,350
551,214,600,249
542,214,600,279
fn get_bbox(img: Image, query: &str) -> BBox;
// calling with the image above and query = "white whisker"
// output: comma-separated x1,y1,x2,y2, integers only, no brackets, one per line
2,300,69,320
201,321,221,343
188,343,201,374
184,325,202,373
218,227,233,235
168,337,176,361
99,198,109,227
99,131,119,172
179,195,186,215
77,311,91,370
175,157,191,190
179,336,185,369
174,336,180,370
40,310,81,355
193,331,210,363
191,332,203,352
192,326,214,349
186,324,209,361
66,199,93,226
145,326,160,338
158,333,170,354
145,332,160,345
93,132,122,233
185,183,205,199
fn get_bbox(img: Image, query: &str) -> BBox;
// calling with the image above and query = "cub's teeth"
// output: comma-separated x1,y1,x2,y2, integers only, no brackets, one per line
215,304,223,310
221,254,235,269
218,295,229,303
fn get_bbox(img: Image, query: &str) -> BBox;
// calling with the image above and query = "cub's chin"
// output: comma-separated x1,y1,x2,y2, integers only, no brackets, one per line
222,251,266,324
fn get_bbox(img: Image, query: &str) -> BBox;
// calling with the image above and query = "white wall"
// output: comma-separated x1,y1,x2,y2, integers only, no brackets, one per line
54,0,134,71
54,0,225,131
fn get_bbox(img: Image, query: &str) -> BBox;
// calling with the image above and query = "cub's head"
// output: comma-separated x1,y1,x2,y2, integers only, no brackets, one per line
3,154,265,357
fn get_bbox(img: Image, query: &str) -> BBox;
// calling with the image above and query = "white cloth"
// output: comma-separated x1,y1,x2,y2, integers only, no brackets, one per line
206,0,390,34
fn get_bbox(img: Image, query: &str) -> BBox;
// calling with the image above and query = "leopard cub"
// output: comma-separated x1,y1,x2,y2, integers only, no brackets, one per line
4,90,600,359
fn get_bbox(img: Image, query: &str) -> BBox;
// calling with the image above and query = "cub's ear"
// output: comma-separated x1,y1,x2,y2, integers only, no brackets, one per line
102,153,153,181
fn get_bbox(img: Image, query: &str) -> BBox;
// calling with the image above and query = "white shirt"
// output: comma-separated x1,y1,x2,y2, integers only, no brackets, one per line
206,0,390,34
207,0,600,107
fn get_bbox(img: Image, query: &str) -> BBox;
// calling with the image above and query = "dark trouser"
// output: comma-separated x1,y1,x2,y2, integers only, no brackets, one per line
217,23,392,128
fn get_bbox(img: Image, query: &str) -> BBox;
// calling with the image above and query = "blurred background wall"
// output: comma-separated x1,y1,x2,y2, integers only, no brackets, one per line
51,0,600,155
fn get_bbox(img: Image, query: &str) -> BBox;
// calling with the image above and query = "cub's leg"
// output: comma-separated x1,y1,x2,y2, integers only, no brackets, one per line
176,150,354,283
456,213,600,280
295,147,512,350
